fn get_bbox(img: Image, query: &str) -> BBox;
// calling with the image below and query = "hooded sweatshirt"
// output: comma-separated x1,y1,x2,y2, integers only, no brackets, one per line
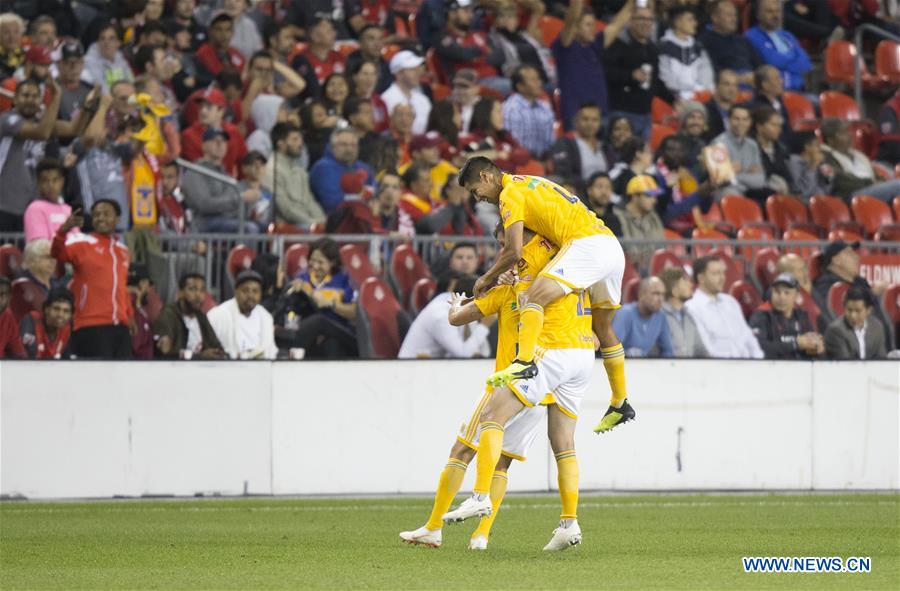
83,43,134,92
246,94,285,159
658,31,714,101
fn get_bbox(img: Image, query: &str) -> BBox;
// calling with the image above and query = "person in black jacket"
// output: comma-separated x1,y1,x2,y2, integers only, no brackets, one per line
153,273,226,359
547,102,607,192
750,273,823,359
583,172,622,237
704,69,739,141
751,105,793,194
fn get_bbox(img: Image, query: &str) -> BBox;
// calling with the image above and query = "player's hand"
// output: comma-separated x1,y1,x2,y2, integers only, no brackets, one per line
497,269,518,286
473,275,492,298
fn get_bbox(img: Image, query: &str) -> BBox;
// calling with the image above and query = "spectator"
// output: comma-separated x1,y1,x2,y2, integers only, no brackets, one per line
705,69,739,140
310,128,375,215
132,44,180,115
350,59,390,134
154,272,226,359
399,162,436,224
824,286,887,360
685,255,764,358
447,242,479,275
322,72,351,122
222,0,263,60
386,102,415,167
54,41,96,143
604,115,635,165
776,252,814,296
750,272,823,359
0,79,61,232
127,263,154,359
264,23,316,103
751,105,793,194
466,96,527,169
876,90,900,164
245,94,284,159
615,174,665,270
490,1,555,85
609,136,653,197
239,151,273,228
399,271,493,358
300,98,336,167
0,12,25,80
811,241,889,335
713,104,772,202
584,172,622,237
698,1,761,87
23,158,73,243
83,22,134,92
19,287,73,359
553,0,632,129
436,0,507,96
346,0,396,35
0,277,26,358
0,44,55,113
346,97,391,174
194,13,245,88
208,269,277,359
745,0,812,92
181,86,246,177
370,171,415,236
289,2,353,40
51,200,133,359
382,50,431,135
648,135,715,234
784,0,841,41
164,0,206,52
158,161,192,235
502,65,555,158
750,65,792,144
418,172,482,236
181,127,261,233
820,118,900,202
240,51,306,125
786,132,832,201
675,101,709,178
658,6,715,102
264,122,326,231
548,102,607,188
301,18,345,85
605,10,666,139
416,0,448,49
613,276,674,358
287,238,358,359
659,267,708,358
404,131,458,202
427,99,462,161
346,25,392,94
448,69,479,134
19,237,61,294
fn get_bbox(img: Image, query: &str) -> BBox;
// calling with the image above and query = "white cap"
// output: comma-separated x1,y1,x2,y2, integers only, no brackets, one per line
389,50,425,75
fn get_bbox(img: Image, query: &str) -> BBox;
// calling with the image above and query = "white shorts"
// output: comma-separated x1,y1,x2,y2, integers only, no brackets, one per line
540,233,625,309
458,389,547,461
508,348,595,419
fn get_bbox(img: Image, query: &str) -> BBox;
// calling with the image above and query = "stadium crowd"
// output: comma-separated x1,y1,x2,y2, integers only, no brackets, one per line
0,0,897,361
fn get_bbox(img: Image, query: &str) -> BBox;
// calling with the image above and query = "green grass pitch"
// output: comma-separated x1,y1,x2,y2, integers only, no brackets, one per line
1,493,898,590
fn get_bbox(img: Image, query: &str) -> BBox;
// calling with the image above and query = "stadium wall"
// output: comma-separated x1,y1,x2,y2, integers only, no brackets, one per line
1,360,897,499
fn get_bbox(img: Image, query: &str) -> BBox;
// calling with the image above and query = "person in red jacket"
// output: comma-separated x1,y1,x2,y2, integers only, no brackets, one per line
19,288,73,359
51,199,134,359
0,277,26,358
181,86,247,177
194,12,246,88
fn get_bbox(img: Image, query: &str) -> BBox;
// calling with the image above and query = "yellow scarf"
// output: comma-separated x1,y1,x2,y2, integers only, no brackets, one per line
130,153,158,227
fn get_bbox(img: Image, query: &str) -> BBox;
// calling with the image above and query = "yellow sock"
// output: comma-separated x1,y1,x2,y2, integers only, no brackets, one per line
517,304,544,363
601,343,627,407
424,458,468,530
474,422,504,494
472,470,509,539
555,450,579,520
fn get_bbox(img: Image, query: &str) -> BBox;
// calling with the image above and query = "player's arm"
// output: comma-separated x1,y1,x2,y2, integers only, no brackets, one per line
474,220,523,297
448,292,485,326
602,0,634,49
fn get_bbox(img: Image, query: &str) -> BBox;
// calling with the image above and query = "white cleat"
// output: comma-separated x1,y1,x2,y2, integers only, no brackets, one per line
399,525,442,548
469,535,488,550
442,495,492,524
542,520,582,551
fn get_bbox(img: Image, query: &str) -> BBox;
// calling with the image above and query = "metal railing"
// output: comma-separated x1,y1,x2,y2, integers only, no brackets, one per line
175,157,248,235
853,24,900,117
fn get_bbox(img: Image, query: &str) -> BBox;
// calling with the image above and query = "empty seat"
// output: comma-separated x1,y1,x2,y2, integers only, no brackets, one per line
729,280,761,320
795,288,823,332
819,90,861,121
226,244,256,284
389,243,432,308
809,194,865,235
893,195,900,221
874,223,900,242
824,40,883,90
650,249,685,276
339,243,378,289
721,194,764,229
664,228,688,256
851,195,894,236
691,227,731,256
765,194,810,233
751,247,781,293
737,225,775,260
284,243,310,279
874,40,900,85
783,229,820,259
827,228,864,242
540,15,565,47
356,277,410,359
651,97,676,126
782,91,818,132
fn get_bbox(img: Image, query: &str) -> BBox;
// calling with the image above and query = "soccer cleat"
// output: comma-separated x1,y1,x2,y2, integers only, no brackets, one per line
486,359,538,387
543,520,582,551
442,495,492,523
593,399,636,434
469,535,488,550
399,526,442,548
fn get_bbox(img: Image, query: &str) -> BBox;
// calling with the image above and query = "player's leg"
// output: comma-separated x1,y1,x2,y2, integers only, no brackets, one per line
469,454,513,550
544,404,582,551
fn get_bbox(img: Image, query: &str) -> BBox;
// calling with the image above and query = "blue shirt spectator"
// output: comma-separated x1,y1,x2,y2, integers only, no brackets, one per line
309,128,375,214
295,268,355,328
502,65,556,158
612,277,674,358
745,0,811,91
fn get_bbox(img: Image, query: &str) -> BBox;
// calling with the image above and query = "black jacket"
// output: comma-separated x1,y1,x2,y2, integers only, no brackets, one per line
749,307,817,359
152,303,223,359
697,28,761,74
603,32,674,115
704,99,729,141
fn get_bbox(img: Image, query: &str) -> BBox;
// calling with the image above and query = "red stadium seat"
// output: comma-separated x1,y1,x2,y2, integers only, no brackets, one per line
752,247,781,292
851,195,894,236
623,277,640,304
664,229,688,256
432,83,451,101
691,227,730,256
308,222,326,234
737,225,775,260
9,278,45,322
651,97,676,126
721,195,766,231
709,248,744,290
409,277,437,317
357,277,409,359
782,92,819,132
828,228,864,242
0,244,22,279
809,194,865,235
729,280,761,320
515,159,546,176
623,257,640,288
808,251,824,282
827,281,850,317
692,89,712,103
893,195,900,220
540,15,565,47
389,243,432,308
650,249,685,276
284,243,310,279
649,124,676,152
783,229,820,259
795,288,822,332
875,40,900,85
824,41,884,90
765,195,810,233
819,91,861,121
874,224,900,242
201,291,217,314
382,43,403,62
339,244,378,289
227,245,257,284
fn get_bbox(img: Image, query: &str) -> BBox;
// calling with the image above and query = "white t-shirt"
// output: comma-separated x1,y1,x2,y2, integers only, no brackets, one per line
183,314,202,353
381,82,432,135
398,292,491,359
236,307,264,356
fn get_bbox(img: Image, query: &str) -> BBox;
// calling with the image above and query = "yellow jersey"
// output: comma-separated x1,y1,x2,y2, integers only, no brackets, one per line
499,174,614,246
398,159,459,202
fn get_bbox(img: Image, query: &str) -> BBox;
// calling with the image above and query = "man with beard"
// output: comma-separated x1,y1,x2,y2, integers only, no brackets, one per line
154,272,226,359
263,122,325,231
0,45,55,112
0,77,61,231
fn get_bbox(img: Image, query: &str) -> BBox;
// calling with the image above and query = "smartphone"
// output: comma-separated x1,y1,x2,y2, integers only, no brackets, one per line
636,0,648,8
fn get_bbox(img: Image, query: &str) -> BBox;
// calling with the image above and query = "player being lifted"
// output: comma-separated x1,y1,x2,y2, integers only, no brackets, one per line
459,157,634,433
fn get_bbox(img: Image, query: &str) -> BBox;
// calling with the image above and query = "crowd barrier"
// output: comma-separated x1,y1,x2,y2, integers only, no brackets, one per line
1,359,897,499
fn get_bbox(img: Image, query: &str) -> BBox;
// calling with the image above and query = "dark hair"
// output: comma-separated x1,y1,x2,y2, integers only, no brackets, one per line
716,68,738,84
791,131,818,153
349,57,379,78
820,118,847,143
692,255,721,278
402,162,431,188
844,285,872,307
0,277,11,289
209,13,234,27
271,122,300,151
16,78,41,94
310,237,342,273
242,150,267,166
577,102,602,115
300,98,329,132
668,5,696,23
620,136,647,164
323,72,350,101
655,134,684,162
436,269,476,295
510,64,538,94
250,253,280,293
309,17,335,30
606,115,634,143
427,99,460,144
752,105,779,128
457,156,500,187
36,157,66,178
450,242,477,257
248,50,273,69
358,23,383,38
178,272,205,290
586,171,610,187
91,198,122,217
343,96,371,120
441,173,459,201
753,65,779,90
133,44,163,74
469,97,499,136
136,20,169,42
43,288,73,309
455,274,477,298
216,70,242,90
728,103,751,118
29,15,56,35
658,267,688,299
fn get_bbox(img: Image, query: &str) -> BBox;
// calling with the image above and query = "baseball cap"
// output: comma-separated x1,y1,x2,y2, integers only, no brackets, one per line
452,68,478,88
200,86,227,108
626,174,662,196
60,41,84,60
389,50,425,75
234,269,264,289
409,131,442,152
771,272,799,290
25,45,54,65
820,240,860,268
202,127,230,142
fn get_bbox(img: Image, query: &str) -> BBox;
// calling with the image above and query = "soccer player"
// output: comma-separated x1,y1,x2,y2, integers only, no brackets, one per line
400,225,559,551
458,157,634,433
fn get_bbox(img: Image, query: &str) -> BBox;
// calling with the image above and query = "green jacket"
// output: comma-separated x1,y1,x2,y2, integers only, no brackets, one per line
152,303,223,359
